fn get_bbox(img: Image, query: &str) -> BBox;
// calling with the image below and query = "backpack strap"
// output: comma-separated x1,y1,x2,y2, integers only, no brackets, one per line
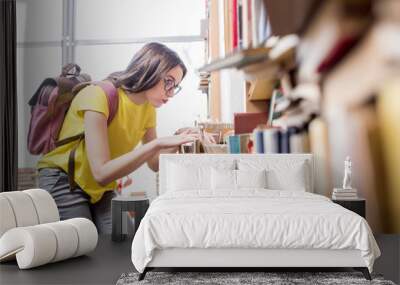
69,80,119,124
56,81,119,192
55,133,85,148
94,81,119,124
55,81,119,148
67,133,85,191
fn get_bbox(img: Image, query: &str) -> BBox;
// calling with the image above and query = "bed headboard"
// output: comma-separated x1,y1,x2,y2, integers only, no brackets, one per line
159,154,314,195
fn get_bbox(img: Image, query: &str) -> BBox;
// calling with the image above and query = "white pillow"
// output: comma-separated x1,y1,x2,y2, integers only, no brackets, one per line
166,159,236,192
236,169,267,189
211,168,268,190
167,162,210,191
237,159,310,191
266,162,308,191
211,168,236,190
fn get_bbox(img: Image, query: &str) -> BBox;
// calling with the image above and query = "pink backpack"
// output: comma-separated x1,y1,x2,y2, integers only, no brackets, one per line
28,63,119,189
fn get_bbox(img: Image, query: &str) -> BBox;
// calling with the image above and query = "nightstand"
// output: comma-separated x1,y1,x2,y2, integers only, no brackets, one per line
332,198,366,218
111,196,149,242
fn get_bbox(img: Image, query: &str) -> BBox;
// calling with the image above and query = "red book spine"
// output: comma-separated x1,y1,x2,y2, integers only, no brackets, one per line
234,112,268,135
232,0,238,49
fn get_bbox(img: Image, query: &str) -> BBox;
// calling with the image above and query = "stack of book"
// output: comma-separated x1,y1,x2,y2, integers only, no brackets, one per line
332,188,359,200
228,0,270,51
18,168,37,191
198,72,210,94
252,125,309,154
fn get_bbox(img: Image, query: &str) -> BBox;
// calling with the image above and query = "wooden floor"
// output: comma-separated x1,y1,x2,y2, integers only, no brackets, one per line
0,234,399,284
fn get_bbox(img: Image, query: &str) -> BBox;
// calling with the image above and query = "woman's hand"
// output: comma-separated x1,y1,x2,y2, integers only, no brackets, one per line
174,127,197,135
155,133,200,150
174,127,216,144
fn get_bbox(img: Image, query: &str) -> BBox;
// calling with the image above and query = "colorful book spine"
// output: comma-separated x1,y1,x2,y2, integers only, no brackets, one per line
237,0,243,49
290,133,305,153
239,133,252,153
252,127,264,153
280,129,290,153
232,0,238,49
262,128,280,153
234,112,268,135
228,135,241,153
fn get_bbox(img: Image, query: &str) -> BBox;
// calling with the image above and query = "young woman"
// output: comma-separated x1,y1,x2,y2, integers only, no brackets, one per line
38,42,199,233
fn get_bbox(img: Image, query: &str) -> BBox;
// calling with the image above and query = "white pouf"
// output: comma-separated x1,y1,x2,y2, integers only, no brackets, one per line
0,218,98,269
0,196,17,237
1,191,39,227
0,189,98,269
24,189,60,223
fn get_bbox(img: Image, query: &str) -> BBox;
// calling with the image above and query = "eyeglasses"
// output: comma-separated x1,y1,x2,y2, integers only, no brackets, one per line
163,77,182,95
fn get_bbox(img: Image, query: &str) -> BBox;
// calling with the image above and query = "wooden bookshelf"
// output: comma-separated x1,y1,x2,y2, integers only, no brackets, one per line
198,47,270,73
203,0,400,234
305,0,400,233
208,0,221,121
244,81,269,112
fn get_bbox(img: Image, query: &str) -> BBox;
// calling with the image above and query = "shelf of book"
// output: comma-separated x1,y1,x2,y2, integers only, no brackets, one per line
198,47,271,73
204,0,400,233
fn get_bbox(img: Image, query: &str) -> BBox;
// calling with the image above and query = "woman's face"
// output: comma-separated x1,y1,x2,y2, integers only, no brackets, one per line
145,65,184,108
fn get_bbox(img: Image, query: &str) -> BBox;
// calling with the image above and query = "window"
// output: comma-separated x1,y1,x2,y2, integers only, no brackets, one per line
17,0,208,197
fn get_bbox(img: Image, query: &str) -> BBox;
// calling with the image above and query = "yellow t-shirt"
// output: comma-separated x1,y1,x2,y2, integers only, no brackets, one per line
38,85,156,203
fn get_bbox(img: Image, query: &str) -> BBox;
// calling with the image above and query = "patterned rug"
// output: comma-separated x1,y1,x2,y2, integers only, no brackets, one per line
116,271,396,285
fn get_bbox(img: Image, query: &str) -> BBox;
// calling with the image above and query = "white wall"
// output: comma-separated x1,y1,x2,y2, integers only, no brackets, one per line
17,0,207,198
220,69,246,123
16,0,63,168
75,0,205,40
16,0,62,42
17,47,62,168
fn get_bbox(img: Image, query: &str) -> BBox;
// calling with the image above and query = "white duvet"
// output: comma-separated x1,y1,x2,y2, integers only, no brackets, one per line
131,190,380,273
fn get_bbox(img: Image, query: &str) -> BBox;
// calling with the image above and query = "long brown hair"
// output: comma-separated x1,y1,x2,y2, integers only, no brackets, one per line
107,42,187,93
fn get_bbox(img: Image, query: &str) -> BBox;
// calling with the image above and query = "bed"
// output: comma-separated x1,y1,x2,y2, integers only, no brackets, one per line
131,154,380,280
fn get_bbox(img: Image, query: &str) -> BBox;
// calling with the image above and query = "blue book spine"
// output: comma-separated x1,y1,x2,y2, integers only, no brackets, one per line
280,130,290,153
274,130,282,153
253,129,264,153
228,135,241,154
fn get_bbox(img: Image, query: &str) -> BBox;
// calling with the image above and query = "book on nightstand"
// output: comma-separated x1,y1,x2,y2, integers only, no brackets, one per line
332,188,359,200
